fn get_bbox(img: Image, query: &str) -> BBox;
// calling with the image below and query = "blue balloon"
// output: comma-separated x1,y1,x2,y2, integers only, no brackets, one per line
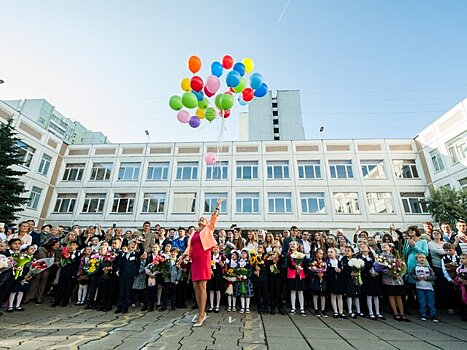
192,90,204,101
238,96,247,106
226,71,241,88
254,83,268,98
211,61,223,77
250,73,263,90
233,62,246,76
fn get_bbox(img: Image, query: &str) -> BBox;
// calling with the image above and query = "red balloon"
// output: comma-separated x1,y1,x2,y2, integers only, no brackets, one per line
204,86,215,97
190,76,204,92
224,110,231,118
242,88,254,102
222,55,234,69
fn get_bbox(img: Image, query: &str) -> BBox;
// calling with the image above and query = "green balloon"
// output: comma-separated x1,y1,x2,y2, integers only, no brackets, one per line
215,94,223,110
198,97,209,109
182,92,198,109
220,94,234,110
169,95,183,111
233,77,247,93
205,107,216,122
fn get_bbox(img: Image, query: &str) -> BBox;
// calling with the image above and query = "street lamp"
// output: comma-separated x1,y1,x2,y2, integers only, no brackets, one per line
0,80,4,84
319,126,324,140
144,130,150,143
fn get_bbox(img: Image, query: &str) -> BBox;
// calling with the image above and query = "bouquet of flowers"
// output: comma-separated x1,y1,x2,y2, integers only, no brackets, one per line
445,261,459,280
236,267,249,294
83,254,100,275
101,251,116,279
373,255,390,273
12,253,33,280
348,258,365,285
179,259,191,281
249,250,264,269
223,268,237,295
22,258,55,284
0,254,15,274
387,259,407,278
291,252,305,266
310,260,327,273
60,246,71,267
153,254,170,278
456,267,467,305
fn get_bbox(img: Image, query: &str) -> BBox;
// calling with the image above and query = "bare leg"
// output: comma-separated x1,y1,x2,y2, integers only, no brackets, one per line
396,296,405,315
197,280,207,320
388,296,398,315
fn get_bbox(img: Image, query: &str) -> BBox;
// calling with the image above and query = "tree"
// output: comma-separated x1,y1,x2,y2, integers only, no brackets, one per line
0,118,28,224
426,187,467,227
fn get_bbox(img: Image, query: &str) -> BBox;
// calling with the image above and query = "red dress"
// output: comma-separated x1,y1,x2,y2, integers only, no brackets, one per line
190,231,212,281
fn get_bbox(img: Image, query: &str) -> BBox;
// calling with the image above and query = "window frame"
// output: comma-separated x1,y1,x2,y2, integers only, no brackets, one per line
300,192,326,214
236,161,259,180
267,192,292,214
366,192,394,214
393,159,419,179
53,194,77,213
16,140,36,168
176,162,199,181
206,161,228,180
82,193,107,213
204,192,228,213
111,193,135,213
63,163,85,181
329,160,354,179
172,192,197,213
90,162,113,181
141,193,166,213
27,186,42,210
37,153,52,176
235,192,260,214
297,160,322,179
400,192,429,214
118,162,141,181
360,160,386,179
266,160,290,180
333,192,360,214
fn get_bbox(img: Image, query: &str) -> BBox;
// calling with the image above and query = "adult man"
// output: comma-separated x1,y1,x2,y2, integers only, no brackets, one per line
142,221,155,253
441,223,456,243
301,231,312,258
281,226,303,255
156,227,170,246
454,219,467,255
172,227,188,253
32,224,52,247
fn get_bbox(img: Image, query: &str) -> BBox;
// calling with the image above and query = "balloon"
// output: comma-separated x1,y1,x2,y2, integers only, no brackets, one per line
205,107,216,121
205,75,221,93
238,96,248,106
192,89,204,101
177,110,190,123
196,108,205,119
220,94,234,110
242,87,254,102
181,78,191,92
204,86,215,97
215,94,223,110
211,61,223,77
226,71,241,87
190,76,204,92
224,110,231,118
189,116,201,128
250,73,263,90
188,55,201,74
254,83,268,98
204,152,217,165
242,58,254,73
182,92,198,109
233,62,246,76
233,77,247,93
198,97,209,109
169,95,183,111
222,55,234,69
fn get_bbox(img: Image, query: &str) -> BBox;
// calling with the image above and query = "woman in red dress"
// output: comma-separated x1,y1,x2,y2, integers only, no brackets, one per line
183,198,223,327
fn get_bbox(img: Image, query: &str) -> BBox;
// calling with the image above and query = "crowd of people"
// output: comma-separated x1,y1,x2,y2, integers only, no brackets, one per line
1,218,466,323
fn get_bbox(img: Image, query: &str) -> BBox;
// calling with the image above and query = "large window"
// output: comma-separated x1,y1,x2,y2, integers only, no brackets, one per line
333,192,360,214
172,192,197,213
53,194,77,213
267,161,290,179
27,186,42,210
204,193,227,213
142,193,165,213
459,178,467,192
446,134,466,164
16,141,35,168
118,162,140,181
430,151,445,172
366,192,394,214
90,162,112,181
393,159,419,179
206,162,228,180
111,193,135,213
147,162,169,181
236,161,258,180
38,154,52,176
236,192,259,213
300,192,325,214
176,162,198,180
360,160,386,179
297,160,321,179
400,192,428,214
82,193,106,213
268,192,292,213
63,163,85,181
329,160,354,179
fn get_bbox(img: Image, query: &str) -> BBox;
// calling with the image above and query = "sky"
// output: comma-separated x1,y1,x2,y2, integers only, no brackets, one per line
1,0,466,143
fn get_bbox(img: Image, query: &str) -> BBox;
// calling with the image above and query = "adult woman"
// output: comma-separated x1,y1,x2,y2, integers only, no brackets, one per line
264,233,275,253
403,226,428,285
231,229,244,250
427,229,446,307
245,231,258,252
183,198,223,327
311,232,327,253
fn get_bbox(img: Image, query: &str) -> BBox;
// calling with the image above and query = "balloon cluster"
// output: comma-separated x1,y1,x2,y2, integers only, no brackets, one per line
169,55,268,128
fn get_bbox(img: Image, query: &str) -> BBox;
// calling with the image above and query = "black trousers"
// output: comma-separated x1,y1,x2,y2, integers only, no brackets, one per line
257,279,269,310
55,270,75,305
86,275,100,307
162,282,176,308
117,277,134,310
98,275,114,309
269,275,283,311
146,285,157,309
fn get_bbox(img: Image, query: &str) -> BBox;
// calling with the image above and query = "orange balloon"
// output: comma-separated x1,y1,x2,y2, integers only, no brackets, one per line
188,55,201,74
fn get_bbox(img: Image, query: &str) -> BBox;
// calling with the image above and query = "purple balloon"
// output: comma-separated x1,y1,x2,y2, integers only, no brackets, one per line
189,116,201,128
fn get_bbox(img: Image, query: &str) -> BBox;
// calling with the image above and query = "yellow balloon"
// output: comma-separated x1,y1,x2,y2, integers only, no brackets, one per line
181,78,191,92
242,57,254,73
196,108,205,119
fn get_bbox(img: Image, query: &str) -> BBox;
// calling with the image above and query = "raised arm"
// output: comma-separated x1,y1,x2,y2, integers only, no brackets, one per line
208,198,224,230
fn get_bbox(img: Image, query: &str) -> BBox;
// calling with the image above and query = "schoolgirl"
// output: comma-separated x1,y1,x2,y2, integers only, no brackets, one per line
309,248,327,317
75,246,93,305
225,250,239,311
208,244,224,313
342,246,363,318
142,243,161,311
6,245,34,312
266,250,285,315
235,248,254,314
254,245,269,314
287,241,307,316
52,241,81,307
326,247,346,318
358,243,384,320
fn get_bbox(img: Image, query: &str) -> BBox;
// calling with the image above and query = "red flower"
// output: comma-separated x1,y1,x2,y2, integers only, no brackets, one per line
61,246,71,259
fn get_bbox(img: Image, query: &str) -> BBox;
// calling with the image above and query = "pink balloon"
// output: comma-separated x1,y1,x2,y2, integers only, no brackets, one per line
204,152,217,165
177,110,190,123
205,75,221,93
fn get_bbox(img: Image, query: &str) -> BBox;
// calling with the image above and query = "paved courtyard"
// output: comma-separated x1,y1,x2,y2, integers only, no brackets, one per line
1,304,466,350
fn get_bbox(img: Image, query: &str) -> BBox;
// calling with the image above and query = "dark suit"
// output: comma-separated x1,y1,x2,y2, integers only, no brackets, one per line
115,250,143,311
54,251,81,306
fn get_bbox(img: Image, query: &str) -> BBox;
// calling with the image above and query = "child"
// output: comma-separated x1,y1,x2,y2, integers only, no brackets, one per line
235,249,254,314
359,243,384,320
326,247,346,318
143,244,161,311
208,245,224,313
254,245,269,314
411,253,438,322
160,247,181,311
52,241,81,307
132,252,148,309
456,253,467,321
225,250,239,312
287,241,307,316
7,245,34,312
309,248,327,317
441,242,460,315
266,251,285,315
76,246,93,305
342,246,363,318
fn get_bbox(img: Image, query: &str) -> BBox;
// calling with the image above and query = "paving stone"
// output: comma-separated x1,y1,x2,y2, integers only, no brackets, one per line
347,339,397,350
334,328,378,340
265,337,311,350
305,339,353,350
300,327,341,339
388,341,441,350
426,341,467,350
179,339,212,349
369,329,418,341
436,329,467,341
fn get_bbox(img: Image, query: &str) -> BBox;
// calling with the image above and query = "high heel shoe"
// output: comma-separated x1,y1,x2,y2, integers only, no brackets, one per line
193,313,207,327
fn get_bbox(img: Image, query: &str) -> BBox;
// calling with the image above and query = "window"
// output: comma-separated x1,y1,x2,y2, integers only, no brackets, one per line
446,135,466,164
297,160,321,179
54,194,77,213
400,192,428,214
334,192,360,214
172,192,197,213
236,192,259,213
82,193,106,213
90,163,112,181
430,151,445,172
300,192,325,214
236,161,258,180
459,178,467,191
268,192,292,213
360,160,386,179
204,193,227,213
366,192,394,214
63,163,85,181
27,186,42,210
142,193,165,213
176,162,198,180
118,162,140,181
16,141,35,168
111,193,135,213
267,161,290,179
206,161,228,180
329,160,354,179
393,159,419,179
147,162,169,181
38,154,52,176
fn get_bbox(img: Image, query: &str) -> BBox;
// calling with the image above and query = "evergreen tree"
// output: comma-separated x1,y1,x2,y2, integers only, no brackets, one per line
427,186,467,227
0,118,28,224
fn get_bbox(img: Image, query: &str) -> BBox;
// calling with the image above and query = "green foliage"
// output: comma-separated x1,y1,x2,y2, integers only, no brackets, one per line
426,187,467,227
